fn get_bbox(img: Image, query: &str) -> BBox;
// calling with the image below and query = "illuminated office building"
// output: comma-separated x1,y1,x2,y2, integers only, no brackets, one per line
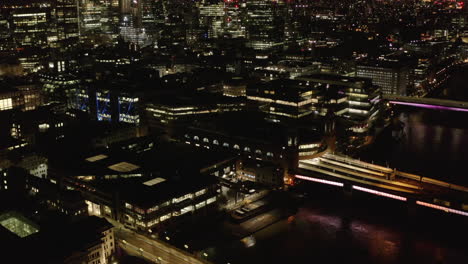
10,6,50,49
39,73,80,103
16,84,43,111
297,74,382,133
78,0,104,42
247,78,323,122
223,77,247,97
61,141,229,234
0,15,12,51
96,89,112,122
223,0,245,38
140,0,165,41
145,95,244,128
246,0,284,51
119,25,151,47
118,95,139,124
78,0,120,43
69,83,142,124
356,61,409,95
68,87,90,113
0,81,42,112
54,0,80,50
118,0,163,43
0,90,24,112
246,73,381,128
199,2,225,39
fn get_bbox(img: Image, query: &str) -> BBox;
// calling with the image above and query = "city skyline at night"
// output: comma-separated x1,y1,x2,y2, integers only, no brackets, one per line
0,0,467,263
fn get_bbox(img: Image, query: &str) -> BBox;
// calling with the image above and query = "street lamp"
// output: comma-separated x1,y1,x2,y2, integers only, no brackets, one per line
184,244,189,249
165,236,170,241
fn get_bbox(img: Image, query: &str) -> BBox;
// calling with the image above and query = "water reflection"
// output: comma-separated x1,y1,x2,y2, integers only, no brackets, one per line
213,67,468,264
217,200,468,264
360,107,468,186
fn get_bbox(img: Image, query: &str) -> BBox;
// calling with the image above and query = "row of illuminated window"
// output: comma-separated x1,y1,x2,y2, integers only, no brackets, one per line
136,196,217,228
7,142,28,150
298,143,320,149
126,188,208,215
187,135,275,157
13,13,47,17
119,97,139,102
0,98,13,111
299,151,319,156
349,101,370,106
247,96,317,107
269,109,312,119
148,108,215,116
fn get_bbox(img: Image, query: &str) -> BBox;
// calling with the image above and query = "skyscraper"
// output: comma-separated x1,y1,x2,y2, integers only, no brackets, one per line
55,0,80,50
246,0,284,51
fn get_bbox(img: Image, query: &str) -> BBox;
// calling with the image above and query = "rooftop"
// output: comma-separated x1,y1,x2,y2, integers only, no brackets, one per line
0,211,39,238
143,177,167,186
189,111,323,145
108,161,140,172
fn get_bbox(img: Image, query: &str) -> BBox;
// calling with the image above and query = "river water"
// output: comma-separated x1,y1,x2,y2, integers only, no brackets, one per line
213,186,468,264
359,65,468,186
211,65,468,264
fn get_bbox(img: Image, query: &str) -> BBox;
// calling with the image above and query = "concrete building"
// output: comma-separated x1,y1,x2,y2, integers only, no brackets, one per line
58,140,236,234
0,213,115,264
246,0,284,51
356,60,409,95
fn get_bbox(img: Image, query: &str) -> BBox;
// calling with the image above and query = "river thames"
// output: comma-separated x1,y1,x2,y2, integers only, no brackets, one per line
211,65,468,264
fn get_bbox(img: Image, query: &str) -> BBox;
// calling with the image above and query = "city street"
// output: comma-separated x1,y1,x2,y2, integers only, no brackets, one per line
116,228,209,264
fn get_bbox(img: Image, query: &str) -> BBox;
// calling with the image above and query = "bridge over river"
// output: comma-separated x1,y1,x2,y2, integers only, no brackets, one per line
294,153,468,217
384,94,468,112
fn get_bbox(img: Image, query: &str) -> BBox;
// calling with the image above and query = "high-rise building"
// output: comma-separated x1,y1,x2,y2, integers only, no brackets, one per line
54,0,80,50
68,87,90,113
223,0,245,38
10,6,50,49
96,89,112,122
199,2,225,39
297,74,382,133
118,94,139,124
246,0,284,51
78,0,106,44
0,0,53,51
0,14,12,51
140,0,165,41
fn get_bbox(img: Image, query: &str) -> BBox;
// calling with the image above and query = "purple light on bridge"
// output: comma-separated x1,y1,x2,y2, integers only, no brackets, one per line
389,101,468,113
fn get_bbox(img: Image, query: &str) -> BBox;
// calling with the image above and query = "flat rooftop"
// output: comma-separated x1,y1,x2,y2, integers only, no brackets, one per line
0,212,39,238
188,111,323,145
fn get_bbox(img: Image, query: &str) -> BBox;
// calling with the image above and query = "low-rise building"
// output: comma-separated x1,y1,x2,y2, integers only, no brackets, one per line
58,140,236,234
0,213,115,264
